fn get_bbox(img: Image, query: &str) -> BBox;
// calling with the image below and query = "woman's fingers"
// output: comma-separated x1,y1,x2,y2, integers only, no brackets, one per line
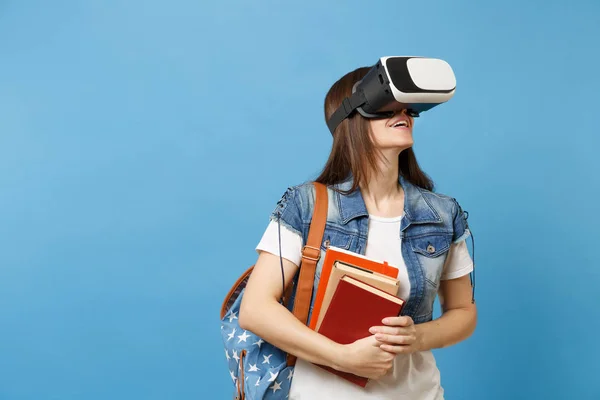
369,326,413,336
369,316,415,335
375,332,416,345
379,343,413,354
382,316,414,326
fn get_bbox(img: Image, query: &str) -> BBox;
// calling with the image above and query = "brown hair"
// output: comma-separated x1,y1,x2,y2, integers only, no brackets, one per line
315,67,435,193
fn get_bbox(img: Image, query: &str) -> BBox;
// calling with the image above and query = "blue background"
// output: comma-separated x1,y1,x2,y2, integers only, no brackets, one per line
1,1,599,399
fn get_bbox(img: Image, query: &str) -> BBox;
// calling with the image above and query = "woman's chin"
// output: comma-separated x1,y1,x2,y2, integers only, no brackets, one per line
373,134,414,150
376,142,414,152
389,138,414,148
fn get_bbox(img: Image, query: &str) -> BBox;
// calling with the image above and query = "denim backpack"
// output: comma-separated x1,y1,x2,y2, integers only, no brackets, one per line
220,182,328,399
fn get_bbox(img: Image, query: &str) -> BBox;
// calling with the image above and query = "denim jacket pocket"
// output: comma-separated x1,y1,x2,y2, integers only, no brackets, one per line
410,234,451,258
320,227,353,251
410,234,451,292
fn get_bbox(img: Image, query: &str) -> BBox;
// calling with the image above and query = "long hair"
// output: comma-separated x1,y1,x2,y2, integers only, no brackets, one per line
315,66,435,193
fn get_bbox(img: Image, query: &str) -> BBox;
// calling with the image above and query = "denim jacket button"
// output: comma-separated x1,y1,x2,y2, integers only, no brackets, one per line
427,244,435,253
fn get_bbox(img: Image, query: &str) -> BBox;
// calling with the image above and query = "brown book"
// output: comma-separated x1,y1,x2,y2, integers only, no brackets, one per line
316,275,405,387
315,261,400,331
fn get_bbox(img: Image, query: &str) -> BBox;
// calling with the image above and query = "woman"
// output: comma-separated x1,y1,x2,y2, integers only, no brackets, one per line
238,66,477,399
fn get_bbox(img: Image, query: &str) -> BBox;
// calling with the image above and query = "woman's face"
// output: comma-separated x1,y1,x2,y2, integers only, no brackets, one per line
368,109,414,152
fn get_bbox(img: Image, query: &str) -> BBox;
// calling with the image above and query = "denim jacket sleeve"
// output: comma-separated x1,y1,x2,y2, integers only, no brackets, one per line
451,198,471,243
270,186,305,239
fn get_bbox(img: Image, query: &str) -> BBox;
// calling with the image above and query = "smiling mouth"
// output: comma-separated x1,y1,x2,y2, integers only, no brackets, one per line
391,120,409,128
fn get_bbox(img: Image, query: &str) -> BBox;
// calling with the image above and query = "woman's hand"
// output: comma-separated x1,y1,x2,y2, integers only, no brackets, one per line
369,316,423,354
337,335,396,380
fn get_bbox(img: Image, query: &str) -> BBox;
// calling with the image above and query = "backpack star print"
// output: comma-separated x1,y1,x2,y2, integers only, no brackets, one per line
220,182,328,399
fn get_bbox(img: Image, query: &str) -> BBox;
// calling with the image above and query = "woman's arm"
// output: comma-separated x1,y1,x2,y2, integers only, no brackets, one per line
238,251,396,379
369,274,477,353
238,251,347,369
415,274,477,351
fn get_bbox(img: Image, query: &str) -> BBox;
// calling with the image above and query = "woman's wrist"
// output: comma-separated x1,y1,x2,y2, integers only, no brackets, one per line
327,341,350,371
415,324,428,352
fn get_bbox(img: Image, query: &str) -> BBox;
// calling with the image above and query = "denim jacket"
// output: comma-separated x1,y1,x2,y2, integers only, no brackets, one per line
271,175,473,324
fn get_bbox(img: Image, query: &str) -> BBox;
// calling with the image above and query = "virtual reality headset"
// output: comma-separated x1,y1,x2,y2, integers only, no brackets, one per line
326,56,456,134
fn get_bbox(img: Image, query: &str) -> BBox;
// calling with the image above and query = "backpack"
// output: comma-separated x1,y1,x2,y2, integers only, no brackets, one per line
220,182,328,399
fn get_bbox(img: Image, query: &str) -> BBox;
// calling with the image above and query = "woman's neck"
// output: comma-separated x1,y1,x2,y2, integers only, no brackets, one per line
360,151,405,217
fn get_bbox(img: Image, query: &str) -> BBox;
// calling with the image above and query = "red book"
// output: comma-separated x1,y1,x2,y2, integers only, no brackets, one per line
316,275,405,387
309,245,399,330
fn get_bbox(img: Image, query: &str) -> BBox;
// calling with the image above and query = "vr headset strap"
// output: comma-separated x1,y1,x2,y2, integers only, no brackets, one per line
326,90,367,134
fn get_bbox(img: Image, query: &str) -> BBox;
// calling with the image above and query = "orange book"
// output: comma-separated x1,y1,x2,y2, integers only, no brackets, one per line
308,246,399,330
316,275,405,387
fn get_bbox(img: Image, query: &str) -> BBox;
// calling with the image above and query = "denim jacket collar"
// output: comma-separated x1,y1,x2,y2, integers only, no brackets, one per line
333,175,442,227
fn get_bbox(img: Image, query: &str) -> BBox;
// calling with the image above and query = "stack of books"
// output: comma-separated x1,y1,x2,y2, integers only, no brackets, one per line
308,246,406,387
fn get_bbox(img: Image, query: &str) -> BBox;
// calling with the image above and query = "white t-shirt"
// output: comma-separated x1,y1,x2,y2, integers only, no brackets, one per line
256,214,473,400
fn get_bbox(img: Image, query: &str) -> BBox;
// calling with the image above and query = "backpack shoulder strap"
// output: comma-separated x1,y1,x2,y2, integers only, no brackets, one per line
286,181,328,366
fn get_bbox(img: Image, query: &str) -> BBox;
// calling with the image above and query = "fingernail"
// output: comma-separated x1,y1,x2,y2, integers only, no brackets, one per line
382,318,390,324
369,327,377,334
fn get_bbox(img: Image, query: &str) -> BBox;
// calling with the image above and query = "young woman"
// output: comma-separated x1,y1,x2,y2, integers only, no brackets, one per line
238,66,477,400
